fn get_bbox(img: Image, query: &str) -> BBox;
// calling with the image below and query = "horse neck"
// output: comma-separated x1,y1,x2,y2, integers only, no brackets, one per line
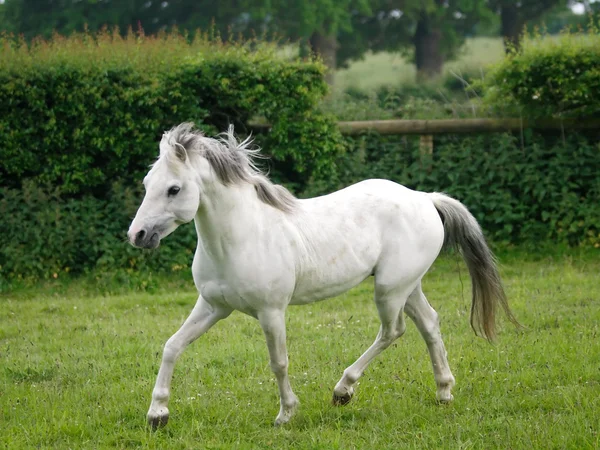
193,181,273,258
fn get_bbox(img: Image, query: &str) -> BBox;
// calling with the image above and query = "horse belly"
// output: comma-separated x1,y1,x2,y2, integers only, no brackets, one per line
290,272,371,305
289,246,378,305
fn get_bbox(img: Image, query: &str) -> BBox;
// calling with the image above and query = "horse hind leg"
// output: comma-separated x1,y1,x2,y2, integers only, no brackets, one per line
332,284,411,406
405,283,455,402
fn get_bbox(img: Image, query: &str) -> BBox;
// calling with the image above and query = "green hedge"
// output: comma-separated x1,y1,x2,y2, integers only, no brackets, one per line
0,181,197,283
0,30,346,282
0,30,344,195
2,30,600,285
4,130,598,285
481,27,600,119
309,131,600,248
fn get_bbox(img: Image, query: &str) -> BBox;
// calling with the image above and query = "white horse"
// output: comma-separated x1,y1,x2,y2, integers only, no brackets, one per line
128,123,517,428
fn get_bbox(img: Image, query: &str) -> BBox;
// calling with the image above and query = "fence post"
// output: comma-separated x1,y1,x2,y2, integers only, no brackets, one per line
419,134,433,172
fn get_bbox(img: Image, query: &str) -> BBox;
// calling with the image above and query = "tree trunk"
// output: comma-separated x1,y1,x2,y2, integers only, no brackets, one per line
414,11,444,81
501,4,522,53
309,32,338,86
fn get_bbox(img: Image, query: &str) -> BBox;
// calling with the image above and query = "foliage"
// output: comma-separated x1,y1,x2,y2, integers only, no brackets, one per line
325,69,487,122
265,0,371,41
8,129,598,282
488,0,565,51
0,181,198,281
308,131,600,248
0,0,264,40
480,26,600,118
0,29,344,195
0,29,345,282
337,0,496,70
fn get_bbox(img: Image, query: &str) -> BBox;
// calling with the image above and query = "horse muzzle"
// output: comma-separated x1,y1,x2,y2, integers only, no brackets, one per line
129,227,161,249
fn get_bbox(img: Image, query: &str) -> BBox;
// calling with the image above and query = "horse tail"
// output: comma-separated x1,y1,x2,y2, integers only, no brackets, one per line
428,192,519,342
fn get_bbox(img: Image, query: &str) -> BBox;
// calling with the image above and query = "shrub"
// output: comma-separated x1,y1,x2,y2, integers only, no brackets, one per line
309,131,600,248
0,181,197,282
481,26,600,119
0,29,346,283
0,29,344,195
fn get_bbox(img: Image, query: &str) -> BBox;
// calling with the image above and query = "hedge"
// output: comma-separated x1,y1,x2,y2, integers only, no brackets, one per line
2,29,599,285
480,26,600,119
3,129,599,284
308,131,600,249
0,29,346,282
0,29,344,195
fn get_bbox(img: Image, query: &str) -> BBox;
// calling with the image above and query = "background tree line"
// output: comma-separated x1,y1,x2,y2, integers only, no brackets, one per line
0,0,597,83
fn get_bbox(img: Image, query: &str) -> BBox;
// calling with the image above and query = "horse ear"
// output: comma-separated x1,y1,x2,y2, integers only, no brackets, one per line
174,143,187,162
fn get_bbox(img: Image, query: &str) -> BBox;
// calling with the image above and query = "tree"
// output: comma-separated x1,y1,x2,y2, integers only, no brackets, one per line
489,0,565,52
0,0,369,84
0,0,255,40
0,0,157,39
338,0,494,80
263,0,371,84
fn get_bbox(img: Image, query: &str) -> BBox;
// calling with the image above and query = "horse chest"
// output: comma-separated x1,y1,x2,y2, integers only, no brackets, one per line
195,263,293,315
198,280,251,313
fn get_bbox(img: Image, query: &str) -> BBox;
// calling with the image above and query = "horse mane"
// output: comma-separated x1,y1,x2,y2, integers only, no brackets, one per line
161,123,297,213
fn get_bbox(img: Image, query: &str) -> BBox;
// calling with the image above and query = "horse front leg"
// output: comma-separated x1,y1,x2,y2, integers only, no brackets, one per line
258,309,299,426
148,296,231,429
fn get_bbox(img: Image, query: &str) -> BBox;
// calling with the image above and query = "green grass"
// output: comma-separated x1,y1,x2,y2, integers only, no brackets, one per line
1,252,600,449
333,37,505,94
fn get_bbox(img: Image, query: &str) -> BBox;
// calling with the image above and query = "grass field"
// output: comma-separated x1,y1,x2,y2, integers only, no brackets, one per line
334,37,505,94
1,251,599,449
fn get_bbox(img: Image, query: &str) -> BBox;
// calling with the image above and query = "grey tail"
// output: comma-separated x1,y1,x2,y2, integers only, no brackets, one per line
429,192,520,342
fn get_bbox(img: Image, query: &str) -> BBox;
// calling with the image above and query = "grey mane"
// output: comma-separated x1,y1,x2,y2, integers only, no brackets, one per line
163,123,297,213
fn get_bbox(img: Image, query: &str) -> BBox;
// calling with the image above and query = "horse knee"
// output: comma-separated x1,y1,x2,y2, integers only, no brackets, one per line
382,319,405,345
379,332,399,349
162,341,179,364
270,358,288,375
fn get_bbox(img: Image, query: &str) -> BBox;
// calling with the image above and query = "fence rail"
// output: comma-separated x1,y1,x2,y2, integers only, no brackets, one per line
251,118,600,136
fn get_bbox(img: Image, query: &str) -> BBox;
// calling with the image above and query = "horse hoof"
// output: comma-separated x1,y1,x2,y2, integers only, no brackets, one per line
274,416,289,427
332,391,353,406
147,413,169,430
436,393,454,404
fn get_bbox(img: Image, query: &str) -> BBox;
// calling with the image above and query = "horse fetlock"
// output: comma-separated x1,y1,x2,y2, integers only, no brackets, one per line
151,388,170,403
436,390,454,403
342,368,360,385
282,394,299,411
435,379,455,403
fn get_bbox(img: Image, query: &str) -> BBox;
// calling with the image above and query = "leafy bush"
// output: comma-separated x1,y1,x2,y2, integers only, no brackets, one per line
481,27,600,119
0,29,344,195
0,181,197,282
0,29,346,283
309,131,600,248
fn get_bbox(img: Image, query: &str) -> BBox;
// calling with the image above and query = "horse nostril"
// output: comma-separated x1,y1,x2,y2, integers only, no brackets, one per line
135,229,146,242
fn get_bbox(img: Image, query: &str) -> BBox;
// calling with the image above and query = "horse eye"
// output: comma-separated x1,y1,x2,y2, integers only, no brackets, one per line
168,186,181,196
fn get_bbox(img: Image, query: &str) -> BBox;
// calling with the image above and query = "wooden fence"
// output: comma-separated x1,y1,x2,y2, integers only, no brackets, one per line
252,118,600,136
251,117,599,155
336,118,600,136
